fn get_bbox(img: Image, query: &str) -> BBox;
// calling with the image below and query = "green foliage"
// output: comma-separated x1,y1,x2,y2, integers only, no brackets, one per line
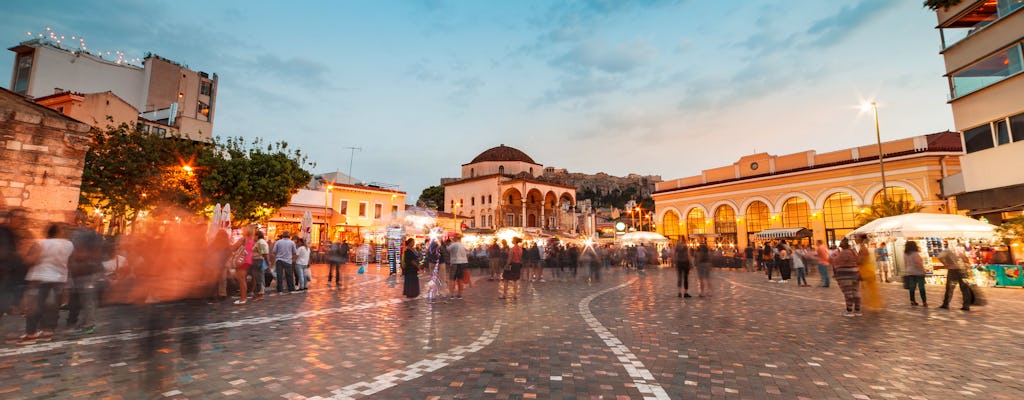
197,136,314,225
996,216,1024,243
79,124,208,229
856,198,924,227
577,186,650,210
923,0,964,11
80,126,314,230
418,185,445,209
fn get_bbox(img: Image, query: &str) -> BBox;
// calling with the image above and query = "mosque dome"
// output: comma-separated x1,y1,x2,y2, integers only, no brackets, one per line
469,144,537,164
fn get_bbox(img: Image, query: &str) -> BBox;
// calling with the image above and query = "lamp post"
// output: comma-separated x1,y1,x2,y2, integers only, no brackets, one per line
861,101,889,202
325,184,333,243
453,200,462,233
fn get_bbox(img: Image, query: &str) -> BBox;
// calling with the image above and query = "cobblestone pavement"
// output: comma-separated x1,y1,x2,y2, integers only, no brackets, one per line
1,263,1023,399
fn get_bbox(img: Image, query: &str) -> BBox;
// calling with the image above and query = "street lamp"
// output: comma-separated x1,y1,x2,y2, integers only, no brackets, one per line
453,200,462,233
860,101,888,202
325,184,333,243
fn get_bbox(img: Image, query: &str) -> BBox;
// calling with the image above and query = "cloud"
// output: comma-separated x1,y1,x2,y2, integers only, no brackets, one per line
805,0,898,47
407,60,445,82
551,39,658,74
446,76,485,107
245,54,336,90
533,74,622,107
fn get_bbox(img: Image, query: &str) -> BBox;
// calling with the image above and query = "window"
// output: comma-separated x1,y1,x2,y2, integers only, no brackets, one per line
998,0,1024,17
714,206,737,244
506,213,514,226
488,195,492,203
487,215,493,227
781,197,810,229
823,193,858,244
686,208,706,236
498,165,505,174
997,120,1010,145
951,43,1023,98
358,202,368,217
964,124,994,153
339,200,349,215
392,205,398,217
196,101,210,117
374,203,382,219
470,168,474,177
873,187,914,205
13,54,32,94
662,211,681,240
745,201,770,233
529,167,533,175
1012,113,1024,143
471,197,475,206
200,81,212,96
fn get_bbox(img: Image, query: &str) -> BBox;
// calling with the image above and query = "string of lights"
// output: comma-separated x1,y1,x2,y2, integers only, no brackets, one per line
25,27,143,66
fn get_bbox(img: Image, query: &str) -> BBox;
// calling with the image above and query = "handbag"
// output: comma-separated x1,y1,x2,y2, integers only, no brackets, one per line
902,275,911,289
230,240,250,269
358,265,365,274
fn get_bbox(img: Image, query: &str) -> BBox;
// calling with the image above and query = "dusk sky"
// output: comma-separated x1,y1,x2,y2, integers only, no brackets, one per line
0,1,955,199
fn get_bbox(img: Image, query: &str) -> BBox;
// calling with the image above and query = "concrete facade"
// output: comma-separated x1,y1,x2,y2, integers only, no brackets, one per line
935,0,1024,220
9,40,217,141
0,87,91,233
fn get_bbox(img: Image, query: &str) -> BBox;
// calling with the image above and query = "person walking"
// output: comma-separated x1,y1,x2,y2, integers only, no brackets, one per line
832,238,861,317
401,238,420,298
855,234,883,310
792,243,809,287
487,241,503,281
272,231,298,294
327,240,348,287
938,243,972,311
744,245,755,272
65,224,105,335
501,237,524,299
776,241,792,283
447,234,468,299
876,243,891,283
635,244,647,272
231,226,256,305
19,223,73,343
675,239,692,298
294,238,310,291
904,241,928,307
0,209,29,322
250,230,269,300
584,244,601,283
763,242,776,280
815,240,831,288
695,240,713,297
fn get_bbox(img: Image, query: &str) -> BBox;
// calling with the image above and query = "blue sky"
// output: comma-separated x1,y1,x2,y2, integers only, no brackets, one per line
0,0,954,199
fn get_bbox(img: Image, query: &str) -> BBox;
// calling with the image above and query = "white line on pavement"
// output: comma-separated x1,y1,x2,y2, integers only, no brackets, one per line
579,278,671,400
303,320,504,400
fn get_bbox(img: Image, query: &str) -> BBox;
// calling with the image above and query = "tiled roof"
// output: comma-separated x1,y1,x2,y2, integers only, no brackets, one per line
469,144,537,164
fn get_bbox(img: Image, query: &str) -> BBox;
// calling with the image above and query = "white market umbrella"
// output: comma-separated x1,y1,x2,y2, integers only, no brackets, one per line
619,231,670,244
208,203,222,241
221,203,232,233
847,213,996,241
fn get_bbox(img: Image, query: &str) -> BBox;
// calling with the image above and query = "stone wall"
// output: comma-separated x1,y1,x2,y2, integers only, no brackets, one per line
0,88,92,234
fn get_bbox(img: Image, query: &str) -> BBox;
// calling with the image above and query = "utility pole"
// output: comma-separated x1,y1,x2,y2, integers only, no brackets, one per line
344,146,362,184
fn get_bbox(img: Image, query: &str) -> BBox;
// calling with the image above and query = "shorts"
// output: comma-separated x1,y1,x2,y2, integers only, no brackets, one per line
503,263,523,281
450,264,467,281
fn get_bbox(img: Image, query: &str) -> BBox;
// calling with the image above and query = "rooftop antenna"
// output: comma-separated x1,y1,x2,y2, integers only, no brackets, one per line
344,146,362,184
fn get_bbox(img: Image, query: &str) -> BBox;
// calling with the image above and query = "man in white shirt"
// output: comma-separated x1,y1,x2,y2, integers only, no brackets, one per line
272,232,298,294
446,234,469,299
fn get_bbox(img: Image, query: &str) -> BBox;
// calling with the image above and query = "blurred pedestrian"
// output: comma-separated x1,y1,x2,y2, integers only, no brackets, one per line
251,229,269,300
447,234,468,299
833,238,861,317
904,241,928,307
695,240,713,297
938,242,972,311
0,209,29,321
776,241,792,283
855,234,883,310
583,243,601,283
19,223,73,343
815,240,831,288
231,225,255,305
501,237,523,299
295,238,310,291
207,230,231,302
402,238,420,298
792,243,809,287
66,222,105,335
763,242,775,280
744,245,755,272
675,239,692,298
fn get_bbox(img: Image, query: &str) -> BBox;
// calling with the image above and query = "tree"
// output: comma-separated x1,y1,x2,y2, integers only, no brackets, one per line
923,0,964,11
856,198,924,227
418,185,445,209
196,136,313,226
79,123,210,234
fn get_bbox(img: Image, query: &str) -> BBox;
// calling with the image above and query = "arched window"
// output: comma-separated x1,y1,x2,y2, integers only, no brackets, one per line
470,168,474,177
745,201,770,233
686,208,706,236
662,211,681,240
488,195,492,203
823,192,857,246
480,195,484,205
872,186,914,205
782,197,810,229
529,167,533,175
714,206,737,245
499,165,505,174
471,197,475,206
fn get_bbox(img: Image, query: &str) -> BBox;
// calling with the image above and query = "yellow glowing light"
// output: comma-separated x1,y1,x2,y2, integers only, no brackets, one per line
182,165,193,174
859,101,876,112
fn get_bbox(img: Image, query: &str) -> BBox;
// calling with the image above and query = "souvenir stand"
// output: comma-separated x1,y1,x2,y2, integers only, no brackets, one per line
847,213,999,287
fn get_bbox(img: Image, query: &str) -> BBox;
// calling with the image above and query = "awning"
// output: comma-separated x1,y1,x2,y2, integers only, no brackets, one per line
754,227,812,239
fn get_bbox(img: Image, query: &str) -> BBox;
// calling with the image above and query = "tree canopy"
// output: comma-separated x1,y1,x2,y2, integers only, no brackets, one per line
856,198,924,227
923,0,964,11
79,125,313,231
418,185,444,209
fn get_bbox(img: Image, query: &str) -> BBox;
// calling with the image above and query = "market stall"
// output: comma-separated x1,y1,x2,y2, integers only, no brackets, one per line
847,213,1005,287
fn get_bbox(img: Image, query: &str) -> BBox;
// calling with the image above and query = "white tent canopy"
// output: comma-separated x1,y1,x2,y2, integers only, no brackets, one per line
619,231,670,243
847,213,996,241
